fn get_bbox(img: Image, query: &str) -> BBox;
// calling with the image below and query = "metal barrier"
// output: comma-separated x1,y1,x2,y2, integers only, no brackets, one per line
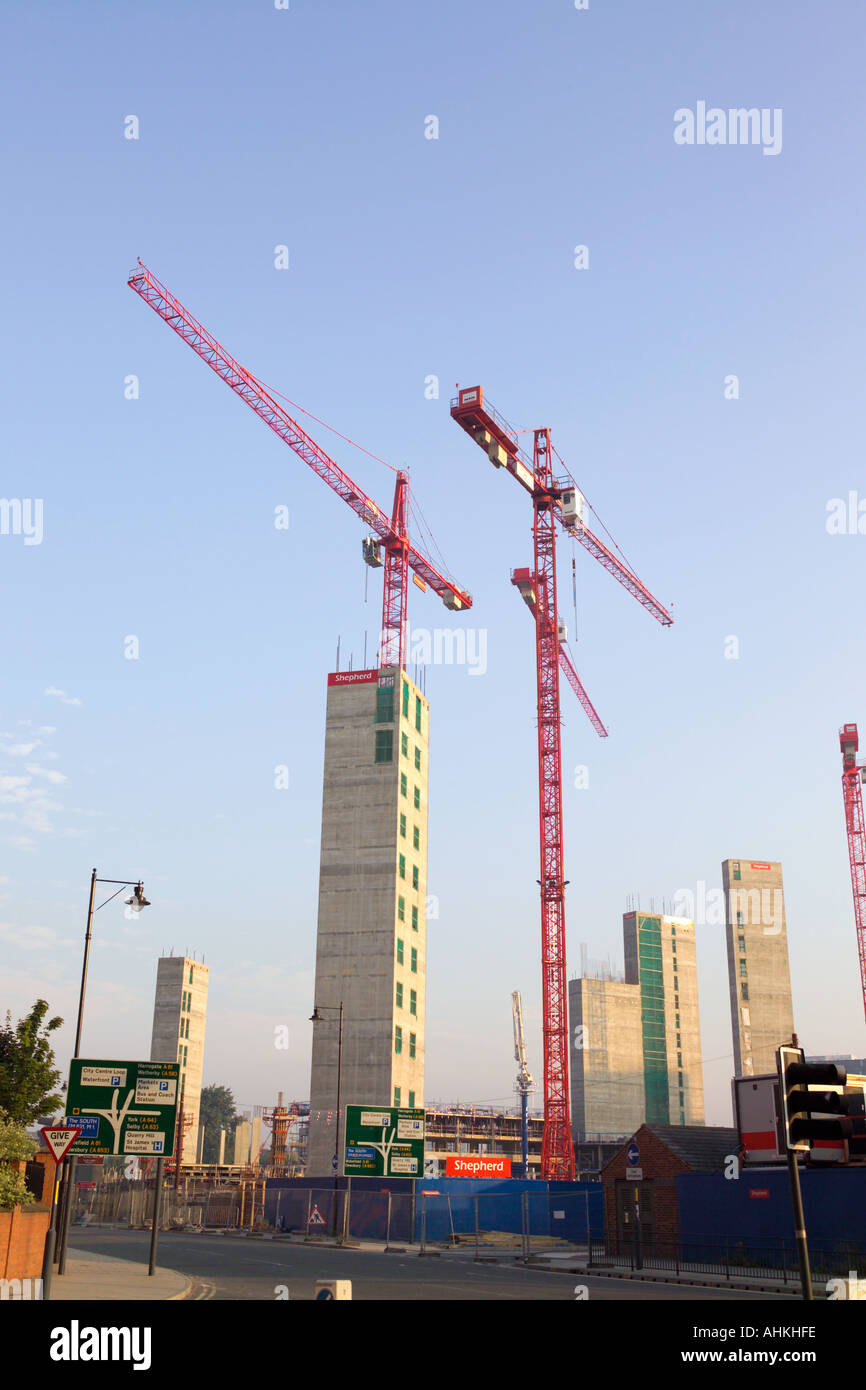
66,1176,866,1287
66,1179,241,1230
590,1233,866,1284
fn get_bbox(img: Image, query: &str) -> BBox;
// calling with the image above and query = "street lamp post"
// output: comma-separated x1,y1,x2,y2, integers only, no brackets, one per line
310,1002,344,1239
54,868,150,1278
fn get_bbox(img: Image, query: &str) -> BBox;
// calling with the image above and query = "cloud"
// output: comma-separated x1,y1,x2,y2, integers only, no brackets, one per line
0,778,62,833
2,724,68,838
26,765,66,785
0,922,75,952
0,776,30,795
44,687,83,707
10,836,36,851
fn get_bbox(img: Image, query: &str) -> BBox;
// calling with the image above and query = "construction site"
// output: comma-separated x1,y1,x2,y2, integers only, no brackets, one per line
124,262,681,1188
119,263,866,1206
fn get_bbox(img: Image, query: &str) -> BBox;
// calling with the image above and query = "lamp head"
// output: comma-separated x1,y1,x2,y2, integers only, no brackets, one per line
125,883,151,913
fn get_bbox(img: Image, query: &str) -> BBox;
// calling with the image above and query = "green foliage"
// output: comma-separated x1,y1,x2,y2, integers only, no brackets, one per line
0,1110,37,1162
0,1167,34,1212
0,1000,64,1124
0,1111,37,1210
199,1084,239,1163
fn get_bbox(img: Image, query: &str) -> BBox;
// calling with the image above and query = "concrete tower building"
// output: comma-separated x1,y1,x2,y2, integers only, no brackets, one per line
307,666,429,1175
569,977,644,1140
570,913,705,1141
622,912,704,1129
722,859,794,1075
150,955,209,1165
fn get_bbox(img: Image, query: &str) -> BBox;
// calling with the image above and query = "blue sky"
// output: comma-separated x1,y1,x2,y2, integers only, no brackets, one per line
2,1,865,1128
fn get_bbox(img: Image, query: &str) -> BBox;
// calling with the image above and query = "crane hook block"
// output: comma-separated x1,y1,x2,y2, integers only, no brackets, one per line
362,537,383,568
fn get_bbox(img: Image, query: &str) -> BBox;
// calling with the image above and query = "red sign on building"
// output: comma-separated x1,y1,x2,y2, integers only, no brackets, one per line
445,1155,511,1178
749,1188,770,1199
327,669,379,687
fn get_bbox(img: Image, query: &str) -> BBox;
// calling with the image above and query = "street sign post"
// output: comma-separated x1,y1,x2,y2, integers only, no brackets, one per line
41,1127,81,1164
59,1058,180,1283
343,1106,425,1177
39,1126,80,1301
65,1058,180,1157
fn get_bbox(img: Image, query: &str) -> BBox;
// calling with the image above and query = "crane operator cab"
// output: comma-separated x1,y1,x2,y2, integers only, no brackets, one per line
560,489,585,529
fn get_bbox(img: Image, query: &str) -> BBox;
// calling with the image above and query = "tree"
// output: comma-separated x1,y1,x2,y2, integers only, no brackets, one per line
199,1085,239,1163
0,1000,64,1124
0,1109,37,1211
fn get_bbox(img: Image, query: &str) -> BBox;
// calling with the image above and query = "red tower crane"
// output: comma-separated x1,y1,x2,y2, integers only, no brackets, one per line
451,386,672,1178
127,261,471,669
512,567,608,739
840,723,866,1019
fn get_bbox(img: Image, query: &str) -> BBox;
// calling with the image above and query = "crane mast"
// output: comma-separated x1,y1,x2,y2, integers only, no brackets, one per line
840,723,866,1019
532,425,572,1177
511,991,534,1179
127,260,471,672
452,386,672,1180
512,567,608,738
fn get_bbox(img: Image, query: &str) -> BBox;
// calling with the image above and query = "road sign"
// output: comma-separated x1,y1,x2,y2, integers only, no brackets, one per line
65,1058,180,1157
343,1106,425,1177
309,1204,326,1225
62,1115,99,1138
626,1142,640,1166
40,1127,81,1163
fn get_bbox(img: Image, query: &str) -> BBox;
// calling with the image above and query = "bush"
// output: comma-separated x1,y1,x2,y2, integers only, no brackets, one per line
0,1167,35,1212
0,1110,39,1210
0,1110,37,1163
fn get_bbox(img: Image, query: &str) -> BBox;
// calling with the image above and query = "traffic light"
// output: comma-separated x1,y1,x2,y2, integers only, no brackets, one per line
777,1046,855,1154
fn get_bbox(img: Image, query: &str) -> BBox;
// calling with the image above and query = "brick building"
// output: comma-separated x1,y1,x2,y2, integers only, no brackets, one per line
601,1123,738,1256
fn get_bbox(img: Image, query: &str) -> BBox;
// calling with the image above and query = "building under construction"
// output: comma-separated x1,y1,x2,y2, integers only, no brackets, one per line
307,667,430,1174
149,953,209,1166
422,1104,544,1176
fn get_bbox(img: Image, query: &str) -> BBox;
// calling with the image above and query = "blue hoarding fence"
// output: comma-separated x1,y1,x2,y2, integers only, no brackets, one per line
261,1175,604,1250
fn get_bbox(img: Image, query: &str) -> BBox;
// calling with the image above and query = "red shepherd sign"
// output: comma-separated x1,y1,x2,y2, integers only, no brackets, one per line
327,669,378,686
445,1156,511,1178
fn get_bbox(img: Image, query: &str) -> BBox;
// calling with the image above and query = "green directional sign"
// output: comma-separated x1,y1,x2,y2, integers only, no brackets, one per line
343,1105,425,1177
65,1058,180,1158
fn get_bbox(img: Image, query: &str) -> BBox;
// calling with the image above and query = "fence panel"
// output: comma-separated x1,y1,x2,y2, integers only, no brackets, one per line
589,1231,866,1285
386,1193,414,1246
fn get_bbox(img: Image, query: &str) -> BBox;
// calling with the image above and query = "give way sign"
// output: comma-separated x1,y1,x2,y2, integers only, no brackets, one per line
41,1126,81,1163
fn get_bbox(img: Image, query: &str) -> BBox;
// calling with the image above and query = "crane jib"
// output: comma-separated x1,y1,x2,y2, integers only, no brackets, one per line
128,263,472,643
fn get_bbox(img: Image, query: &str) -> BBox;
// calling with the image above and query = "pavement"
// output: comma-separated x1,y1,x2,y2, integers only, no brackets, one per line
48,1246,192,1301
